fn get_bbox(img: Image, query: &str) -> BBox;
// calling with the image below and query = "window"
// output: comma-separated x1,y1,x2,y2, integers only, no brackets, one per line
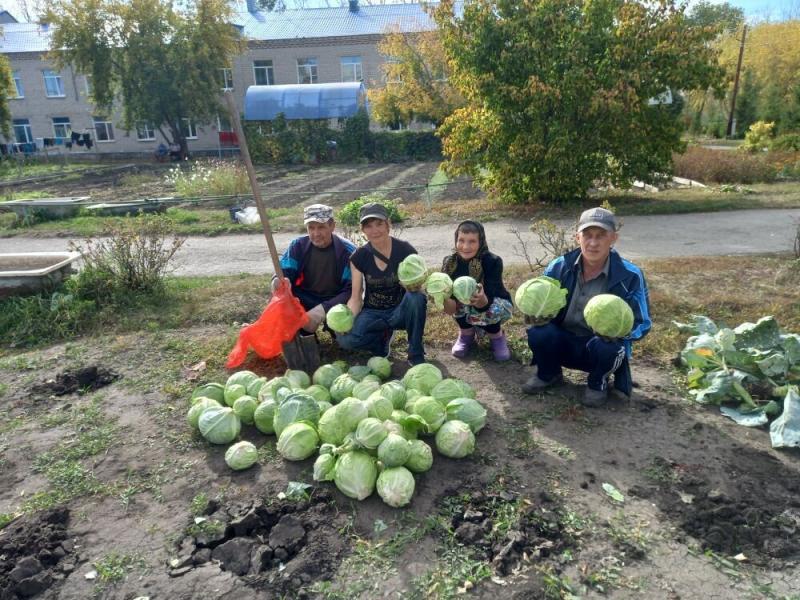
12,119,32,144
217,114,233,133
218,67,233,91
180,118,197,139
297,58,318,84
340,56,362,82
52,117,71,139
136,122,155,141
11,71,24,98
42,69,65,97
93,116,115,142
253,60,274,86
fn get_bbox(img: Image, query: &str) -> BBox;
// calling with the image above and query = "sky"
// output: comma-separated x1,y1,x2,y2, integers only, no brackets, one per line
1,0,798,23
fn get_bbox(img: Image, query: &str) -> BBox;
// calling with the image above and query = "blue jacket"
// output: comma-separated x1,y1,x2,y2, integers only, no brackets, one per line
542,248,651,395
280,234,356,312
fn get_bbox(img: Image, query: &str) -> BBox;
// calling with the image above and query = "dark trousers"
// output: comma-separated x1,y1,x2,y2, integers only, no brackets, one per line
455,316,501,334
292,287,336,337
527,323,626,391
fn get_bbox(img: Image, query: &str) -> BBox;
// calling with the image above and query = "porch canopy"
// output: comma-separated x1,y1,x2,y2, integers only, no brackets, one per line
244,82,368,121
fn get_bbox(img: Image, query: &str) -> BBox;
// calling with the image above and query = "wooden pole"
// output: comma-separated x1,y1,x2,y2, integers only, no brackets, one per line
224,91,284,281
727,24,747,138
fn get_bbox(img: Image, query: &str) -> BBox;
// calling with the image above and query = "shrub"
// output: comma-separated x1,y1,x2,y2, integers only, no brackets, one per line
369,131,442,162
739,121,774,153
337,195,405,227
164,160,249,197
770,133,800,152
766,150,800,180
672,147,777,184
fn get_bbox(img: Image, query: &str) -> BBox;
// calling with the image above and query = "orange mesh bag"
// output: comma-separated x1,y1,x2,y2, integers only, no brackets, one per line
226,280,309,367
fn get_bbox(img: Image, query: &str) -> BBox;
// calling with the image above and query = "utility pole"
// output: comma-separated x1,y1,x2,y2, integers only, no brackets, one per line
727,24,747,138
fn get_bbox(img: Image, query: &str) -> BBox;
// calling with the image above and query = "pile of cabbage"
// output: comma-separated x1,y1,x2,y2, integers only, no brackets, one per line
186,358,487,507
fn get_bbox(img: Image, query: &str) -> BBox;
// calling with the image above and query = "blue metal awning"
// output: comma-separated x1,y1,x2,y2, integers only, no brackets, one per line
244,82,368,121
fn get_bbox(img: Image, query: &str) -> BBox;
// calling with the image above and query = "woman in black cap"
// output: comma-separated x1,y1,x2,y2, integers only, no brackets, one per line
337,202,427,365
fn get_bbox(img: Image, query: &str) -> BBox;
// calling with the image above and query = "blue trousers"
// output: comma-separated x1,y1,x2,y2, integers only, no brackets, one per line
527,323,626,392
337,292,427,362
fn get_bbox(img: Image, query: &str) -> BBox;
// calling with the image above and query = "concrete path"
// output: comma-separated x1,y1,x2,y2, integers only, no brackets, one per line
1,208,797,277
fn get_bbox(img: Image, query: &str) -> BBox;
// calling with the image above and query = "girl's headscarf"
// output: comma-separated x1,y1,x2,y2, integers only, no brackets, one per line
441,220,489,282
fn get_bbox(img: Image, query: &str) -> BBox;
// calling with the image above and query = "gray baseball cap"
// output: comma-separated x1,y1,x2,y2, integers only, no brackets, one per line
359,202,389,223
577,207,618,232
303,203,334,224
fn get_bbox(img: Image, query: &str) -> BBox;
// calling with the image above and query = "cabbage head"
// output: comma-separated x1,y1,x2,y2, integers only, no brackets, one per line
264,376,292,399
191,382,225,404
338,397,368,431
446,398,487,433
378,433,412,467
225,441,258,470
305,384,331,404
367,356,392,380
246,377,267,398
362,373,381,384
273,393,320,437
317,400,333,414
330,374,357,402
226,370,259,391
390,409,408,423
352,379,381,401
380,381,407,409
348,365,372,381
452,276,478,304
402,363,443,394
318,405,350,445
327,304,354,333
313,453,337,482
397,254,428,287
435,420,475,458
583,293,634,338
515,276,568,318
199,407,241,445
424,272,453,310
332,359,348,372
313,363,343,389
377,466,415,508
253,398,278,435
405,439,434,473
431,378,475,406
365,392,393,421
187,397,222,430
334,451,378,500
285,369,311,389
224,383,247,407
355,417,388,449
275,387,294,404
412,396,446,432
277,422,319,461
233,395,258,425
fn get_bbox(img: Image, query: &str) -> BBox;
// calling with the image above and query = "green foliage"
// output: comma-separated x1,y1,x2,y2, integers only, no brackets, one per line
771,134,800,152
339,109,371,161
337,195,405,226
369,131,441,162
0,50,13,138
164,160,250,197
734,70,759,138
432,0,724,203
740,121,774,153
686,1,744,34
244,115,333,164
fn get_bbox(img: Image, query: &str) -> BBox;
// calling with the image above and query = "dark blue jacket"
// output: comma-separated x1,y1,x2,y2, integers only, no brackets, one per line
542,248,651,395
280,234,356,312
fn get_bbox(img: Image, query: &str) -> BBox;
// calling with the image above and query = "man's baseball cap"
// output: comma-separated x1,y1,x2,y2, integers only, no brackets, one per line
303,203,334,224
577,207,618,233
359,202,389,223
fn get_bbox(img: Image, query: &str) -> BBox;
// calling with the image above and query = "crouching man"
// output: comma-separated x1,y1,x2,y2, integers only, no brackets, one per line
522,207,651,407
272,203,356,333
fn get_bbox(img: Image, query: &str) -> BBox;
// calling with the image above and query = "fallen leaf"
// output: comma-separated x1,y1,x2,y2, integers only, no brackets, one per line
733,553,747,562
602,482,625,503
182,360,207,381
85,570,97,580
679,492,694,504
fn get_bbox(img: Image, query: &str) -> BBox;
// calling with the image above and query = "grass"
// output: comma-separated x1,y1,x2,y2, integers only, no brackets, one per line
0,161,90,182
93,551,146,586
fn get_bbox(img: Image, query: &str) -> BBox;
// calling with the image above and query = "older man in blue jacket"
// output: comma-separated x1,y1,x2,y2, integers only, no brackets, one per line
522,207,651,407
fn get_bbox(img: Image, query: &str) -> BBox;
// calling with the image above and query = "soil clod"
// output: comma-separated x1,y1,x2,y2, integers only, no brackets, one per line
33,365,120,396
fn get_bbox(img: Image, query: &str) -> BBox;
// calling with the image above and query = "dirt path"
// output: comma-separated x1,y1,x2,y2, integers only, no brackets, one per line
1,208,797,276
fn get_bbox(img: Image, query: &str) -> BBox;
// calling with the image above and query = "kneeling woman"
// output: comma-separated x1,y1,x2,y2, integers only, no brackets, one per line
337,203,427,365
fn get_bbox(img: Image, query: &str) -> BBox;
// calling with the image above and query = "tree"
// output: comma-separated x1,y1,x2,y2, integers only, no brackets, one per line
733,70,759,137
45,0,242,158
368,28,463,128
0,26,13,138
432,0,724,203
686,1,744,34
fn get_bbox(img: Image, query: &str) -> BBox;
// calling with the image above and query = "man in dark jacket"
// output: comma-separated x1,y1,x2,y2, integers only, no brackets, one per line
522,207,651,407
272,204,356,333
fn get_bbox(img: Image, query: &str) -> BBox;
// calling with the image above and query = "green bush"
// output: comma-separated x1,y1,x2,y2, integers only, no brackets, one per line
337,195,405,227
164,160,249,197
770,133,800,152
673,146,777,184
740,121,774,153
369,131,442,162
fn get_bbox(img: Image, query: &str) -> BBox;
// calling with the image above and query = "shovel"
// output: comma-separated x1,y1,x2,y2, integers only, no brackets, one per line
223,92,320,373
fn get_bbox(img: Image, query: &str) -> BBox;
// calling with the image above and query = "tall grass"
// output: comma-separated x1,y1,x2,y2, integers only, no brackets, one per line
164,160,250,197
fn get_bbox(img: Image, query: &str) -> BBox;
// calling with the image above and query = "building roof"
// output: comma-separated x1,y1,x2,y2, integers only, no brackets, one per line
0,2,439,55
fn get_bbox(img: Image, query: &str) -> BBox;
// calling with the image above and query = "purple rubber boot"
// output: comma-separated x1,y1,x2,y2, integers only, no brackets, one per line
451,329,475,358
490,332,511,362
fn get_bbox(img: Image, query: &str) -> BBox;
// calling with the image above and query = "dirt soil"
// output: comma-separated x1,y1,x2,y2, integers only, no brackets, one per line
1,335,799,599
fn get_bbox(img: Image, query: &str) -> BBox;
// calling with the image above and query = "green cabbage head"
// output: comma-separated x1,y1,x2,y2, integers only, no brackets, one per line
354,417,388,449
326,304,354,333
313,453,337,481
226,370,259,391
435,420,475,458
313,363,343,388
334,451,378,500
424,272,453,309
402,363,443,394
233,395,258,425
198,407,241,445
405,439,434,473
330,374,357,402
367,356,392,380
452,276,478,304
224,383,247,407
377,466,416,508
380,381,407,409
225,441,258,470
305,384,331,404
365,391,393,421
253,398,278,435
285,369,311,389
583,293,634,338
398,254,428,287
191,382,225,404
446,398,487,433
348,365,372,381
337,398,368,430
187,397,221,430
277,422,319,461
514,276,568,318
378,433,412,467
273,393,320,437
318,405,350,445
431,378,475,406
352,379,381,400
412,396,446,432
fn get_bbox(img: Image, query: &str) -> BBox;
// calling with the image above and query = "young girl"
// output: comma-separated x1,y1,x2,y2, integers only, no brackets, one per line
441,220,513,361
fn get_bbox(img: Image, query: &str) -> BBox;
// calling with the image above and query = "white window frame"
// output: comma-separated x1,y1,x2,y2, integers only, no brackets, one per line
253,60,274,86
83,75,92,96
52,117,72,139
181,118,197,140
136,122,156,141
13,118,33,144
217,114,233,133
42,69,65,98
297,58,318,84
219,67,233,91
93,116,115,142
340,56,362,82
11,70,24,98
